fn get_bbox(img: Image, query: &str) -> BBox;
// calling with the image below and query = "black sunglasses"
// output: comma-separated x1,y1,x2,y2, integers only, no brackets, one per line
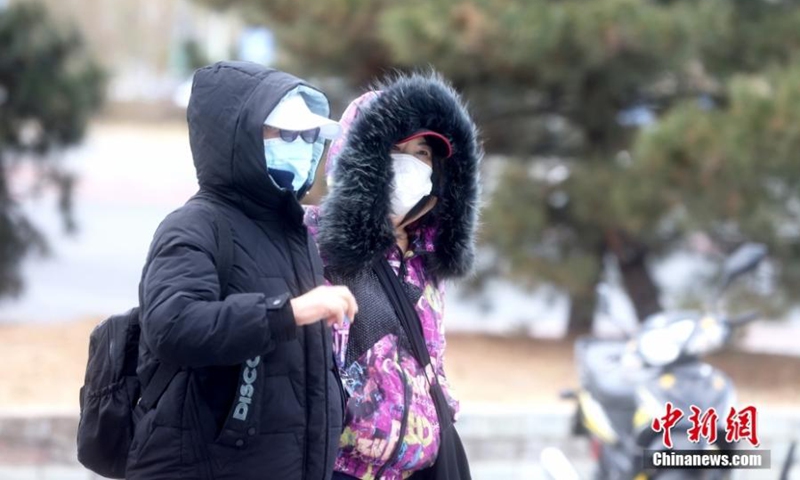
279,128,320,144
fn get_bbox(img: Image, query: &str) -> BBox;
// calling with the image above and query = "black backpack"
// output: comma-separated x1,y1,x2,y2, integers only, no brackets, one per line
77,203,233,479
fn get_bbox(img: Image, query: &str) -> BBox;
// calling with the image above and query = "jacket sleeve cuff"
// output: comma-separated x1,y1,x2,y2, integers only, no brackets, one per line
265,292,297,343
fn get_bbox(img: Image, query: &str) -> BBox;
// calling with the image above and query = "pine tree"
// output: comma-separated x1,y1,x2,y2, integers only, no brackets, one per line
0,2,105,297
200,0,800,333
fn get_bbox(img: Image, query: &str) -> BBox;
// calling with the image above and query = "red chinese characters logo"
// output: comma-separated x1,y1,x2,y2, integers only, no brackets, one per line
651,402,684,449
687,405,718,444
652,403,759,448
725,406,760,447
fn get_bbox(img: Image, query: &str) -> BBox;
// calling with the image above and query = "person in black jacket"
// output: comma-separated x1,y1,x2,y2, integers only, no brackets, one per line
126,61,357,480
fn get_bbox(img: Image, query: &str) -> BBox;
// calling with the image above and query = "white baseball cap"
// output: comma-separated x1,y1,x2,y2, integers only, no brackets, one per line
264,93,342,140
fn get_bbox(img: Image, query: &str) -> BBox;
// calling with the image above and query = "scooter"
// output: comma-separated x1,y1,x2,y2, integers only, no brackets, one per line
543,243,769,480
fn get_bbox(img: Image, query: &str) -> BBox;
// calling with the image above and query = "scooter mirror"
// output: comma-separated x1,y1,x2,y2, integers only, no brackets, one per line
720,243,768,291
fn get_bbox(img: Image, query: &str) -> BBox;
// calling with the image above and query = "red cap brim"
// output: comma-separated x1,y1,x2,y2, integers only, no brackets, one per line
397,130,453,159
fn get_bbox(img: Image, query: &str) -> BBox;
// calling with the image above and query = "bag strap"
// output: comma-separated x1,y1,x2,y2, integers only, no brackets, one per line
209,207,234,295
373,258,434,379
373,257,431,369
374,257,456,429
139,203,235,410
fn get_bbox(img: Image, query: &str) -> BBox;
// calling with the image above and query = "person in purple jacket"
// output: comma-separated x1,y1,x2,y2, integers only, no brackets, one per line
304,72,483,480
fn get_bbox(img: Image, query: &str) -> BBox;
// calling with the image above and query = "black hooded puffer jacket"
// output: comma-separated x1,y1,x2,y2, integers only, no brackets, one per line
126,61,343,480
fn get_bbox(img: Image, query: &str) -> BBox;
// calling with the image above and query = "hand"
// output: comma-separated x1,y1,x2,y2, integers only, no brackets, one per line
290,286,358,327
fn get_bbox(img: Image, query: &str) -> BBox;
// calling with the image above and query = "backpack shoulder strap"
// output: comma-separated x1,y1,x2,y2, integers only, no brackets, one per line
139,200,235,411
139,358,178,410
208,206,234,297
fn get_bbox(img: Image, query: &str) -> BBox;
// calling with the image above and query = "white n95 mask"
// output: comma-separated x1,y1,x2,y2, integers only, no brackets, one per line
389,153,433,220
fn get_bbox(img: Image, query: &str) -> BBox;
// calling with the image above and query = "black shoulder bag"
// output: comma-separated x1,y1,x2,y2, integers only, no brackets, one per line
373,257,472,480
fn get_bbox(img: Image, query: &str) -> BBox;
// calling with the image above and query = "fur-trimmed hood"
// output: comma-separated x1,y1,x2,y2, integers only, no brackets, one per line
317,73,482,279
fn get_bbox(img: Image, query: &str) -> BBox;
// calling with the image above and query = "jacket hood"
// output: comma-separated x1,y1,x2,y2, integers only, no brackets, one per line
317,73,483,279
187,61,331,219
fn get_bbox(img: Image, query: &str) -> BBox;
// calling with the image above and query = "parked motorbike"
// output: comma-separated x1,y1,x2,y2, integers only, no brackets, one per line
543,243,769,480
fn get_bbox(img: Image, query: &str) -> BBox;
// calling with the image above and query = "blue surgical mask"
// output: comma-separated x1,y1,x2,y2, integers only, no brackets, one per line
264,138,315,192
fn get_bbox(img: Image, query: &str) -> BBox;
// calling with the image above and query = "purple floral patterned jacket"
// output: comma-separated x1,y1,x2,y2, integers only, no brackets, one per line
305,73,482,480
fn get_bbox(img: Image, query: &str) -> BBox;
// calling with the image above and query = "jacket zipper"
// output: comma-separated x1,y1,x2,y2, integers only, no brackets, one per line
374,367,411,479
332,360,347,428
320,320,331,479
303,226,332,480
292,226,313,480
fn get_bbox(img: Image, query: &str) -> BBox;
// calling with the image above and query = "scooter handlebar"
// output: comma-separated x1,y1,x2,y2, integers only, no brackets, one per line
727,311,759,327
